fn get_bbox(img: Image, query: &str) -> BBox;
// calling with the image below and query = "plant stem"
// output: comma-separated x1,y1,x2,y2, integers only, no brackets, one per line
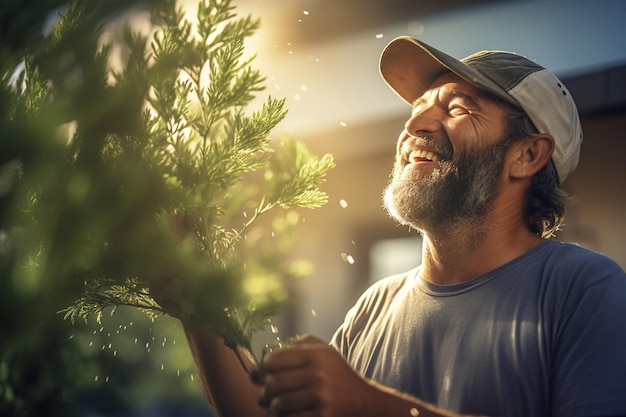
223,339,255,374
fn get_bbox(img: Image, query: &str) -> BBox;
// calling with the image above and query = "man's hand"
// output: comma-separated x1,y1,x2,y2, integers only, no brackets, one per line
260,335,382,417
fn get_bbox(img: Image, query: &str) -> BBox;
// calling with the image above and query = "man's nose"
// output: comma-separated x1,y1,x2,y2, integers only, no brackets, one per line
404,105,441,137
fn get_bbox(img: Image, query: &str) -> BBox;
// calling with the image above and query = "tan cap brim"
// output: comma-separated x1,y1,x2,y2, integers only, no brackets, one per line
379,36,519,108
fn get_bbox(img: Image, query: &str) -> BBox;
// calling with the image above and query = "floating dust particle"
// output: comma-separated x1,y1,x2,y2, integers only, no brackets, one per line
311,309,317,318
376,33,384,39
95,375,99,382
340,253,355,264
339,199,348,208
300,84,308,92
408,21,425,36
303,10,310,15
190,374,194,381
340,121,347,127
410,408,420,416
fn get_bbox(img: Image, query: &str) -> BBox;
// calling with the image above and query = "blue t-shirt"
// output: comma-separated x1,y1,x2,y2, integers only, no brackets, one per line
331,240,626,417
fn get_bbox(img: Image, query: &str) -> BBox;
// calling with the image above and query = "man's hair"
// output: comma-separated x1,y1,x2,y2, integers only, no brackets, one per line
503,104,569,238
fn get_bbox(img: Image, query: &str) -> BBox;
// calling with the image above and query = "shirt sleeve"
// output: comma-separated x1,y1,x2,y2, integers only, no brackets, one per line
549,252,626,417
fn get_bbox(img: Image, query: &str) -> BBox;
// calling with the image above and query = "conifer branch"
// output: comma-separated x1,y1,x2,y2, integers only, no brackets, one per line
6,0,335,368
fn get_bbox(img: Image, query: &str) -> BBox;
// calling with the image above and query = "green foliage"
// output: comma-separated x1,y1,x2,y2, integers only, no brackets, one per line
1,307,205,417
3,0,334,372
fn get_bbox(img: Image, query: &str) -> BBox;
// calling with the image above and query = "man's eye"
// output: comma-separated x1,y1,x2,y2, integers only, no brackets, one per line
449,105,469,116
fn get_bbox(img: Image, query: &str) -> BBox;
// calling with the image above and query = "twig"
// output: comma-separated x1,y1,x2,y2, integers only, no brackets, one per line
223,339,253,374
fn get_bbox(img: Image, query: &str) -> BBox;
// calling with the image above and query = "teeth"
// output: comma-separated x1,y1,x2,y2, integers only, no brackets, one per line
409,149,440,162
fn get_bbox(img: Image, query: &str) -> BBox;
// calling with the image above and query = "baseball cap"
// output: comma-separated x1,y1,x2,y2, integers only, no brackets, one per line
379,36,583,183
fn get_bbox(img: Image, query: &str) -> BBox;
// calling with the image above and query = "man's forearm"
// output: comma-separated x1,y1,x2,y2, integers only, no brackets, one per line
370,381,486,417
183,322,266,417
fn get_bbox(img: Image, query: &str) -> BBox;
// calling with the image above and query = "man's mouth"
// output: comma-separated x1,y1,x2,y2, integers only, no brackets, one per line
407,149,442,163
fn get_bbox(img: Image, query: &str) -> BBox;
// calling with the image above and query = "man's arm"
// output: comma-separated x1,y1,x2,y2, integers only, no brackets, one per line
182,321,267,417
262,335,486,417
151,276,267,417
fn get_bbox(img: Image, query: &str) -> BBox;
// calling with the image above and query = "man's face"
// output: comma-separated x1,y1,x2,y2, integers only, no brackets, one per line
383,73,511,233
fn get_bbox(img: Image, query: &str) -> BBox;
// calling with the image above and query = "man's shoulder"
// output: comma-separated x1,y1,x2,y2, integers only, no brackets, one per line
538,240,625,276
523,240,626,304
349,268,418,314
366,268,418,295
479,240,626,303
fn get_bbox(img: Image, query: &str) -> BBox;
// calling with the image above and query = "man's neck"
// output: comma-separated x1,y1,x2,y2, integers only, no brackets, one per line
418,216,544,286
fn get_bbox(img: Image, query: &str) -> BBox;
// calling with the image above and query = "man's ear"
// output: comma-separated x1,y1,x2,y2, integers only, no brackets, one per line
508,134,555,179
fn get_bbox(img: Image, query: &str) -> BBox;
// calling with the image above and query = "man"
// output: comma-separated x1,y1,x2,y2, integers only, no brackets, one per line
176,37,626,417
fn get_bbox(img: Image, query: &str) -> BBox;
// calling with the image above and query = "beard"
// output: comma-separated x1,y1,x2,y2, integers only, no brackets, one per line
383,137,511,236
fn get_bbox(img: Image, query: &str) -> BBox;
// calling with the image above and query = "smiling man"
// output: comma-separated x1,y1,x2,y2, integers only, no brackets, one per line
170,37,626,417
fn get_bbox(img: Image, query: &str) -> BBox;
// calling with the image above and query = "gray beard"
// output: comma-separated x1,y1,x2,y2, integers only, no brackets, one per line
383,139,510,236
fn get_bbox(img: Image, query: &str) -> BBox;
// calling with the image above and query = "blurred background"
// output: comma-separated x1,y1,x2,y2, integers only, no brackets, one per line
2,0,625,415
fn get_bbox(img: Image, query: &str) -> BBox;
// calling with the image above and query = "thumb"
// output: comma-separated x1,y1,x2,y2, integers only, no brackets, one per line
287,334,327,347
